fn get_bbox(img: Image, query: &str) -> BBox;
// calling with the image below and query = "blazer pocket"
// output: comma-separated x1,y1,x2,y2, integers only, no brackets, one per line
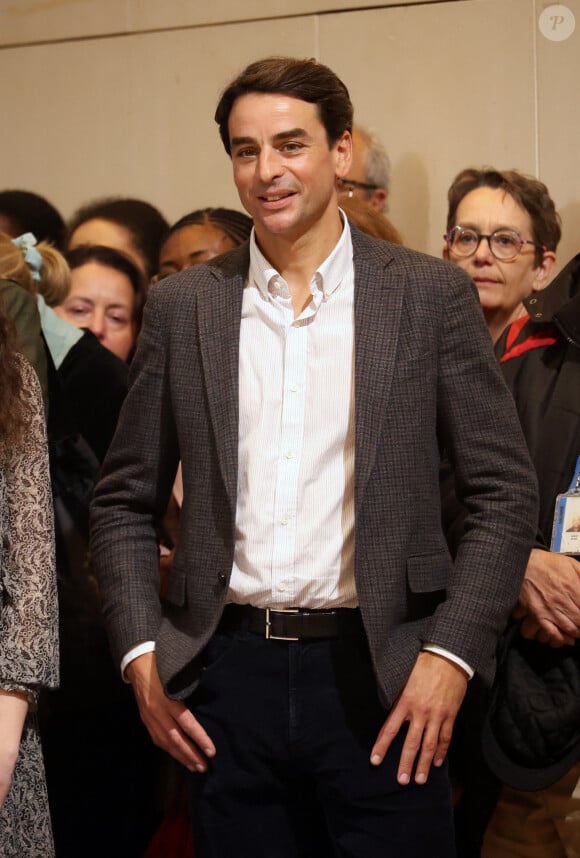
406,551,450,620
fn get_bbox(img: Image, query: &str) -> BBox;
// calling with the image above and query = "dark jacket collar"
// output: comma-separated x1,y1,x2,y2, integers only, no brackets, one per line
524,252,580,347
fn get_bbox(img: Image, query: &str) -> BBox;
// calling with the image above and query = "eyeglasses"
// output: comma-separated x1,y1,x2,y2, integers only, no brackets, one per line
444,226,544,262
336,177,380,197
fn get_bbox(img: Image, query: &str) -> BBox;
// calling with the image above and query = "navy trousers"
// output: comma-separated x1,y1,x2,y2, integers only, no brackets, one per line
186,613,455,858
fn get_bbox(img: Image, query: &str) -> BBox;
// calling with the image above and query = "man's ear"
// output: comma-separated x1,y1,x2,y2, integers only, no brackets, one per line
334,130,353,179
531,249,557,291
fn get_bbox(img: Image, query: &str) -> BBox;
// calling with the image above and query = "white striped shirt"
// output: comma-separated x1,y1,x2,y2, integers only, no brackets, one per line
228,217,356,608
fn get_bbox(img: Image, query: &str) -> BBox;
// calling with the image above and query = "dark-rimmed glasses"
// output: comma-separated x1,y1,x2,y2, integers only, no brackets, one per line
444,226,544,261
336,177,380,197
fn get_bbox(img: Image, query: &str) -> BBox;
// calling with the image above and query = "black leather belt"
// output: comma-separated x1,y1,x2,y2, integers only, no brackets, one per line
219,604,363,641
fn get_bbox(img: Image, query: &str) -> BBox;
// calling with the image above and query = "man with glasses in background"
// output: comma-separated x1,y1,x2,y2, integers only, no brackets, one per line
336,123,391,213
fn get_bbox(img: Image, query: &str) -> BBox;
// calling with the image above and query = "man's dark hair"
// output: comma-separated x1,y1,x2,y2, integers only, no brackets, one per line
215,56,353,156
67,197,168,280
0,189,66,250
446,168,561,266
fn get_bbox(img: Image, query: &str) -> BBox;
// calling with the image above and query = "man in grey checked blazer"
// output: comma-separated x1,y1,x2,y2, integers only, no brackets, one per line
90,57,538,857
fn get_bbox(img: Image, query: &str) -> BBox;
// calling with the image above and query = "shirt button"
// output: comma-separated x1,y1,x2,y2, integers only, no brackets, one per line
290,385,298,392
285,450,295,459
280,516,289,525
278,582,287,592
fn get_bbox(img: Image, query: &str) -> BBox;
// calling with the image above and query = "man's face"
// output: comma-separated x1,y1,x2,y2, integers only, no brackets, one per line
228,93,351,245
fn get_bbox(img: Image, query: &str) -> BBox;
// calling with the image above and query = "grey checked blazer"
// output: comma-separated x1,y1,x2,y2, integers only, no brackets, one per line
90,226,538,707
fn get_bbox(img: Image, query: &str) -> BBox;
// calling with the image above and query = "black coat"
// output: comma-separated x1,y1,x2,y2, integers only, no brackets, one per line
497,251,580,542
483,253,580,791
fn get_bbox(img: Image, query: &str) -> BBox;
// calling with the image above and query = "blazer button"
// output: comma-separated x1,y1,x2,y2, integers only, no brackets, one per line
217,573,228,587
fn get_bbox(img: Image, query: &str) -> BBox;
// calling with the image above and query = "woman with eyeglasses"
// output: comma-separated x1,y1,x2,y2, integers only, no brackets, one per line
443,168,560,343
441,169,580,858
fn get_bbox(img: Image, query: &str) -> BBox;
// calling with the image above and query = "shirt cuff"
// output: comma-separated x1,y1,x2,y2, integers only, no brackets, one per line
121,641,156,682
422,644,474,679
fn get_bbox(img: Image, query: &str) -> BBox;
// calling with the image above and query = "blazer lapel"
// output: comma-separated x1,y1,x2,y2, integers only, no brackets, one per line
353,232,406,514
197,250,248,510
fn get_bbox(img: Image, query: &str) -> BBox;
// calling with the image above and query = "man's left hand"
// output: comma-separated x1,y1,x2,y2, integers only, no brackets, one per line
370,651,468,785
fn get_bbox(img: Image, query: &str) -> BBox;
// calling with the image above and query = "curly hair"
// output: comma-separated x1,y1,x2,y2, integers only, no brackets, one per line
0,305,27,459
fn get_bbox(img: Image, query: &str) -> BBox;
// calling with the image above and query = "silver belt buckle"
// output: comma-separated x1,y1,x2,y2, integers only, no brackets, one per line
265,607,300,641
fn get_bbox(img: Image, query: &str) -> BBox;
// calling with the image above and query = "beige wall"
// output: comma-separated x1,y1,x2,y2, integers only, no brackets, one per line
0,0,578,270
0,0,441,45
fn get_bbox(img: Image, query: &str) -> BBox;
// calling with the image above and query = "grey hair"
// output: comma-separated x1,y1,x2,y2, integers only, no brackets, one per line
355,125,391,212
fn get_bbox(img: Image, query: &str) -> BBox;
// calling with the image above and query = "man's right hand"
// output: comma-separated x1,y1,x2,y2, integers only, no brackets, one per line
126,651,215,771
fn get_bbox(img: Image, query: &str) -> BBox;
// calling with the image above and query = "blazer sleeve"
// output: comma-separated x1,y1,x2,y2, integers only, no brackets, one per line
90,287,180,667
429,265,539,678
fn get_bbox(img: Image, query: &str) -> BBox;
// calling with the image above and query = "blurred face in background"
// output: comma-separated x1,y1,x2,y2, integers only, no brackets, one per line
55,261,137,361
156,223,235,279
68,218,146,276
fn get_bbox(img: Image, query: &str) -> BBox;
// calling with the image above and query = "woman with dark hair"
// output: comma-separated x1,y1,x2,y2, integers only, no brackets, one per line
156,207,252,280
0,190,66,250
443,167,560,343
67,197,168,281
57,244,147,362
0,303,59,857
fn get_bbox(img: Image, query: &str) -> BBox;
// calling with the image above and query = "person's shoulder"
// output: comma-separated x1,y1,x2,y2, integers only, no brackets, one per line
60,330,129,385
351,225,466,278
151,242,250,300
0,277,39,316
350,225,469,284
524,250,580,329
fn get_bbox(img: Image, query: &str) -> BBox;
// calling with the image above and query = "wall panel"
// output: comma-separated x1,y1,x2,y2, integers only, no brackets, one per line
0,17,313,222
536,0,580,269
0,0,443,46
0,0,578,274
320,0,536,257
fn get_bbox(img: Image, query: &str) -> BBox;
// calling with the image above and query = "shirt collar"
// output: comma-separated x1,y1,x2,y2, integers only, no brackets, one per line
248,211,352,301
